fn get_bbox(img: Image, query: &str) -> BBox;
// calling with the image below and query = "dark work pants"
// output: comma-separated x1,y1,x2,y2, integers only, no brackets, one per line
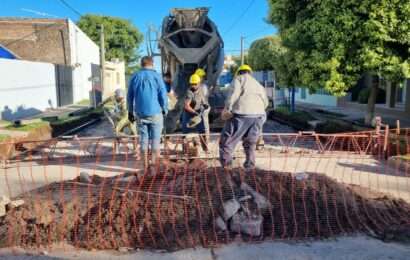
219,114,265,169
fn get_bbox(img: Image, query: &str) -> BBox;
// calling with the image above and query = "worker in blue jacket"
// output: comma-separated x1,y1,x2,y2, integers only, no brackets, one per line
127,56,168,168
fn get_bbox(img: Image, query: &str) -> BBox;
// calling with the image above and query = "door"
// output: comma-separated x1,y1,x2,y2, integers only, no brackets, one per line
55,64,73,106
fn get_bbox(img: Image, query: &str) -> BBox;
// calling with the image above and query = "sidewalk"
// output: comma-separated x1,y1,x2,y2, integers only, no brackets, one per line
296,102,410,127
1,236,409,260
29,104,91,120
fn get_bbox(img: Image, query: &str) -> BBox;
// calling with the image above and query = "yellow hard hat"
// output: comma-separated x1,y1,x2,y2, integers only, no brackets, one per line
237,64,252,74
195,68,206,78
189,74,201,84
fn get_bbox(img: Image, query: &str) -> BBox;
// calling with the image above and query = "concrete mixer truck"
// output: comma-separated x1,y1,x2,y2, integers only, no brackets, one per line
158,7,225,133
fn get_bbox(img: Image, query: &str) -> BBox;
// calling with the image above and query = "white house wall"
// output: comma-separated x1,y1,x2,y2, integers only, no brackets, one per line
0,58,57,120
294,88,339,107
68,20,100,103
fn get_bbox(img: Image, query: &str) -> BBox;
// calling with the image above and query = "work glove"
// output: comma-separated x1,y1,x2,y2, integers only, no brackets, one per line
221,109,233,121
128,112,135,123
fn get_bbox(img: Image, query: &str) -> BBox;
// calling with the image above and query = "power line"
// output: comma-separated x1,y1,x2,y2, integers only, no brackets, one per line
57,0,82,17
3,1,81,48
224,0,256,35
245,27,274,39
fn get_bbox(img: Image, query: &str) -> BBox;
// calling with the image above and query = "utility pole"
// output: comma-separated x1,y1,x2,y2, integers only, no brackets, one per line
240,35,245,65
98,24,105,106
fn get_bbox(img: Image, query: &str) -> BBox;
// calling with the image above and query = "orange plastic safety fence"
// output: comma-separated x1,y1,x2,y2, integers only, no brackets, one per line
0,130,409,251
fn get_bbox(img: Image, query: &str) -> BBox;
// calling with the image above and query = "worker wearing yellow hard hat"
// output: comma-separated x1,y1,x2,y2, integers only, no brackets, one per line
189,73,201,84
181,73,211,152
194,68,211,135
236,64,253,75
220,63,268,170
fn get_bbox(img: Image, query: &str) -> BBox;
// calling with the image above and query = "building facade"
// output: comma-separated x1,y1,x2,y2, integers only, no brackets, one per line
103,59,126,99
0,18,100,120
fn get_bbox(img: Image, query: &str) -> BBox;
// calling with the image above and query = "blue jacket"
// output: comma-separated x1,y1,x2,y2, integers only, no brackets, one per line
127,68,168,117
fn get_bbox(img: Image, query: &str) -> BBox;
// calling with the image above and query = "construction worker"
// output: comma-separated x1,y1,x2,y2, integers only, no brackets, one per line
163,72,173,93
127,56,168,168
194,68,209,98
219,64,268,170
195,68,211,135
182,73,210,152
99,88,137,136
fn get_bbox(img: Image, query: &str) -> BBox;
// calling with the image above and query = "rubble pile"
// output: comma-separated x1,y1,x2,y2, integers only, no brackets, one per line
1,160,410,250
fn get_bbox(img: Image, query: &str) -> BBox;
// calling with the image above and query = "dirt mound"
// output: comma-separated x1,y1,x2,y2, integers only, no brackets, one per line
1,160,410,251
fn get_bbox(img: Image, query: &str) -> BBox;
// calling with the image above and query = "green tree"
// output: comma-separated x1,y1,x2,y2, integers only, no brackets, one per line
77,14,144,75
268,0,410,124
248,36,283,71
247,35,300,88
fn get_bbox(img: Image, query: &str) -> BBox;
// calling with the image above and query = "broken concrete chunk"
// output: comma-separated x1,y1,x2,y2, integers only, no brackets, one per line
118,247,132,253
223,199,241,220
238,195,252,202
8,199,25,208
0,195,11,205
0,196,10,217
216,216,227,231
117,175,137,183
79,172,92,184
295,172,309,181
240,182,269,210
230,212,263,237
0,204,5,217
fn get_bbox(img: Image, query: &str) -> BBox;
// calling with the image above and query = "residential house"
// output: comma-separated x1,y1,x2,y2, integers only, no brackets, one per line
0,18,100,120
103,59,126,99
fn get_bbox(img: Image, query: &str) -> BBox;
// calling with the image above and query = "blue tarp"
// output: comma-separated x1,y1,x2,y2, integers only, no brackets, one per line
0,45,17,59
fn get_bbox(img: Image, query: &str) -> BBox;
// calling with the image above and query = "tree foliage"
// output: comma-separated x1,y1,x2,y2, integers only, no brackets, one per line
77,14,144,75
247,35,301,88
248,36,283,71
267,0,410,96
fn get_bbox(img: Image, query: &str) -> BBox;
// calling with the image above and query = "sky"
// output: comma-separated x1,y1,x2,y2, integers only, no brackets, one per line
1,0,277,56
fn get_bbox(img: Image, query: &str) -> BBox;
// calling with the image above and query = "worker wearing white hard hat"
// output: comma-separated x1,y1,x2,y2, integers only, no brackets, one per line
99,88,137,136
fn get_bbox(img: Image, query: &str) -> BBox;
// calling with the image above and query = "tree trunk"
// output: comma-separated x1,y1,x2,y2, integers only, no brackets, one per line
365,75,379,125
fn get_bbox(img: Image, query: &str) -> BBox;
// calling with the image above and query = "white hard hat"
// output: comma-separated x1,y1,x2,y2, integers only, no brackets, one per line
114,88,125,98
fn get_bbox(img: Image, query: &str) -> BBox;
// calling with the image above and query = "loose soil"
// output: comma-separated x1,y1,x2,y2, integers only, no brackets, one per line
1,160,410,251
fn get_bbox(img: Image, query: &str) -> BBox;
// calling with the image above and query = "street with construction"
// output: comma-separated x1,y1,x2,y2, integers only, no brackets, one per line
1,1,410,259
